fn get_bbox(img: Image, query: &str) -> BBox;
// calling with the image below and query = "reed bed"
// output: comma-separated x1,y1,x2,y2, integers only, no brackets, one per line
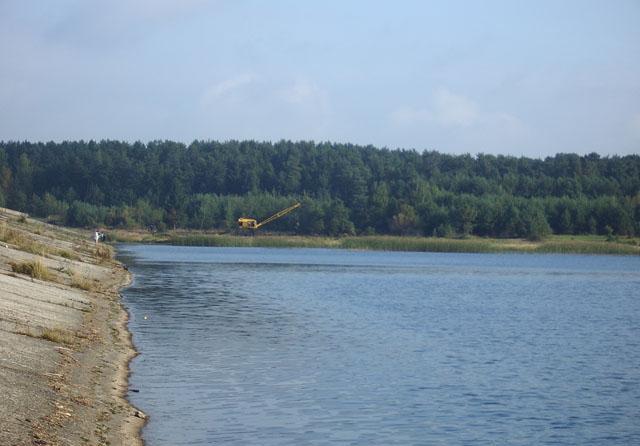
534,240,640,255
340,236,501,253
170,234,253,247
248,236,340,249
169,234,640,255
112,229,640,256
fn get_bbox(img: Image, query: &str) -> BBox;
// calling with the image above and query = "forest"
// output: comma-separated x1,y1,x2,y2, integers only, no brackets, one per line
0,140,638,240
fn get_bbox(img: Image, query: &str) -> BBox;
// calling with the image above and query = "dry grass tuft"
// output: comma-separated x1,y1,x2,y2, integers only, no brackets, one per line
55,248,80,260
0,222,48,255
70,270,97,291
15,326,76,346
9,258,51,280
40,327,76,345
94,244,113,261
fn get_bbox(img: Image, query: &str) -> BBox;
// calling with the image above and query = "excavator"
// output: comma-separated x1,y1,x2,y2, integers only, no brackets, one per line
237,202,301,231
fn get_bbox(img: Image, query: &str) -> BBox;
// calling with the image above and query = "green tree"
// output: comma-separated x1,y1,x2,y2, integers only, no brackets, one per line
523,202,551,241
325,200,355,236
390,204,420,235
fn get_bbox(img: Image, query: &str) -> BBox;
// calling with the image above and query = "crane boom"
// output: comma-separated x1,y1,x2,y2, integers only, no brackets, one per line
237,202,301,230
256,202,301,228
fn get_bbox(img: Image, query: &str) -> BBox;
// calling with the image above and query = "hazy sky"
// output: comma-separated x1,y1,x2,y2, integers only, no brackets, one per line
1,0,639,156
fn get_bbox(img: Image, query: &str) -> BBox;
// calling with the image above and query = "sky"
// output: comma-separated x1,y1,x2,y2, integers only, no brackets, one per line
1,0,639,157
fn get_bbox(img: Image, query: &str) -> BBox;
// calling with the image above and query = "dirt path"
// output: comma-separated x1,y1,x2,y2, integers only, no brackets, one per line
0,208,144,445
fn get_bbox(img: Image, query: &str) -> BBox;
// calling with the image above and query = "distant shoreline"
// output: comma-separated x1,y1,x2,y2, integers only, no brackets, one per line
111,230,640,256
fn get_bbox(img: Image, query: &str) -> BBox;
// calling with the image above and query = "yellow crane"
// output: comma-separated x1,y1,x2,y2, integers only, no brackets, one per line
237,202,301,231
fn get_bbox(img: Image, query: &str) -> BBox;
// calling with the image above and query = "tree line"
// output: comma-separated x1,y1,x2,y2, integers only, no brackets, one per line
1,140,638,239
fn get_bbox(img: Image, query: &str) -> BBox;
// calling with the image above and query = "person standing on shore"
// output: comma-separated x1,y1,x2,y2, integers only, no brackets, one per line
94,229,101,244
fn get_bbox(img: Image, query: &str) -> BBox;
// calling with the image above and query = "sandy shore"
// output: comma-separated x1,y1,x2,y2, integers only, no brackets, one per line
0,208,144,445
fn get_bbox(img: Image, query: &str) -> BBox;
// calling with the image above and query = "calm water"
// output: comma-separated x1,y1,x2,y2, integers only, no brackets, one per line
118,246,640,445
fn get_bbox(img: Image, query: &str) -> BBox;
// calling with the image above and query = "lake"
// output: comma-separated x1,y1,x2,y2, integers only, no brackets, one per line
117,245,640,445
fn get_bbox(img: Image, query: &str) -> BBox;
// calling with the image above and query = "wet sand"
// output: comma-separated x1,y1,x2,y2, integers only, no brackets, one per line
0,207,143,445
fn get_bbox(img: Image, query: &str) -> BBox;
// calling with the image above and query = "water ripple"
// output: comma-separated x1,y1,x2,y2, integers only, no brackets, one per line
119,246,640,446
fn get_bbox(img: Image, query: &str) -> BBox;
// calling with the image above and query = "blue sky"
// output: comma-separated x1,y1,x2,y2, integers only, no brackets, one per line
1,0,639,156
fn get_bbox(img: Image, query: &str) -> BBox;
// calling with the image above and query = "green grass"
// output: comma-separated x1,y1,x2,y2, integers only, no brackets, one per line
533,240,640,255
170,234,340,249
340,236,501,253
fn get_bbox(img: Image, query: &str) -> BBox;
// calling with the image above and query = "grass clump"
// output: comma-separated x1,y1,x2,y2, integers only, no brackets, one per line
9,259,51,280
15,326,75,346
94,244,113,261
0,222,48,255
40,327,75,345
70,270,97,291
56,249,80,260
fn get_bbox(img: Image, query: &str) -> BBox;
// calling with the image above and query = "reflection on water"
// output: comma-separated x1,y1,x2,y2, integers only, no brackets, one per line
119,246,640,446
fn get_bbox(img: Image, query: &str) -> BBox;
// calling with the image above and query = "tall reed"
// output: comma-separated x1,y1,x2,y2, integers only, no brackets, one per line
135,232,640,256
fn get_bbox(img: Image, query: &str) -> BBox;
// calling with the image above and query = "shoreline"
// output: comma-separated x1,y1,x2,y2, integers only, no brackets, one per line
113,268,148,445
111,230,640,256
0,208,144,445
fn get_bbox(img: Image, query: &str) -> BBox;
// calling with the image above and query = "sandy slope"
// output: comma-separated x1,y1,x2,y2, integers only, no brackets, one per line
0,208,143,445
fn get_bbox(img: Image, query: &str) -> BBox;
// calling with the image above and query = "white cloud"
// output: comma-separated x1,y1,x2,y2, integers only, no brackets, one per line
391,87,523,131
389,87,530,153
432,88,479,127
280,80,329,110
194,77,334,143
201,74,256,104
391,88,479,128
